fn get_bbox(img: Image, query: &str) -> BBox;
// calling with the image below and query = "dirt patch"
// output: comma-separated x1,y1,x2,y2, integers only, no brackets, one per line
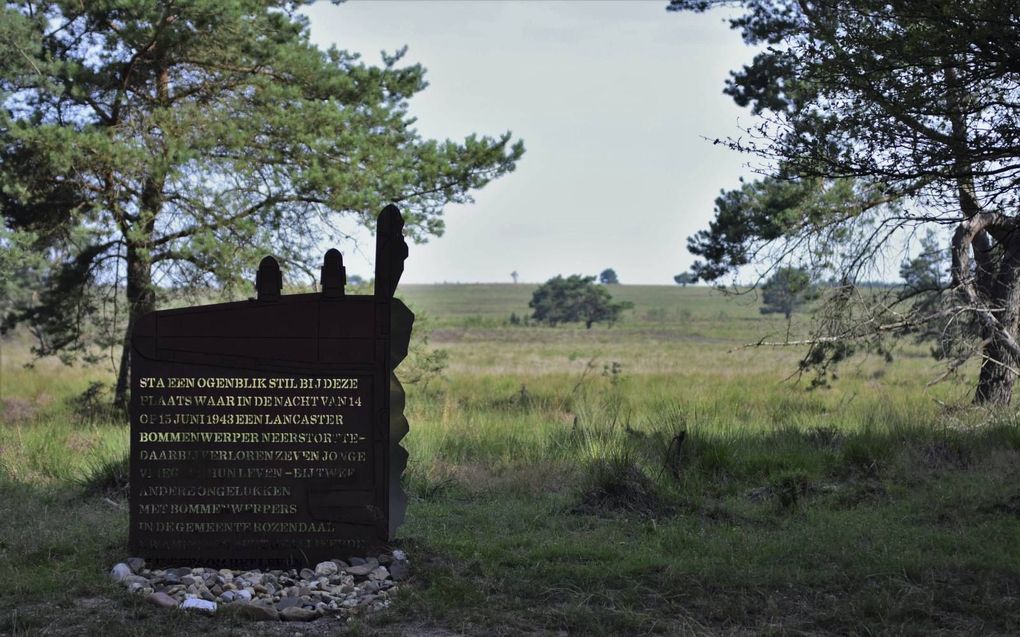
1,397,38,424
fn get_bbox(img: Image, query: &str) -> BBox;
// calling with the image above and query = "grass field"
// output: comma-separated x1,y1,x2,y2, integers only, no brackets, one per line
2,284,1018,636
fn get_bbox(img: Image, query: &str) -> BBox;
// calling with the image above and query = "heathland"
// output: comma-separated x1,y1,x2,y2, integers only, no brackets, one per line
1,284,1018,636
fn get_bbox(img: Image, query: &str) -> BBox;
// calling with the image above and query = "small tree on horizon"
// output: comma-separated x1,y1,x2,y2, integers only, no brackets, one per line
898,231,959,350
599,268,619,285
529,275,632,329
673,272,696,287
760,267,817,320
899,232,947,299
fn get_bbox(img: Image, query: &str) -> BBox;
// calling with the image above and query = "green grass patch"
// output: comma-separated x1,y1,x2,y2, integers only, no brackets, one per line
1,284,1017,634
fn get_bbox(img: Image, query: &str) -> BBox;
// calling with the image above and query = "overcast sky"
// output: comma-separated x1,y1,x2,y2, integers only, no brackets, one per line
303,0,757,285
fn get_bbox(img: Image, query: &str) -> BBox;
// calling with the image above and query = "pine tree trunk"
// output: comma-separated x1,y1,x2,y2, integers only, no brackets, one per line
940,60,1018,404
974,236,1020,406
975,344,1014,405
113,118,164,407
113,244,156,408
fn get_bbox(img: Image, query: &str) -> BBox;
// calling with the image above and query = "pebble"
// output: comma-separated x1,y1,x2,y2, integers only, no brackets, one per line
228,601,279,622
111,551,407,623
280,607,317,622
344,558,378,577
126,557,146,573
389,561,410,581
110,563,132,582
277,597,302,610
181,598,217,615
357,594,377,606
147,592,179,609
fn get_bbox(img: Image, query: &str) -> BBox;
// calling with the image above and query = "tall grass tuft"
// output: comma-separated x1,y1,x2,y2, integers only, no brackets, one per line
557,392,669,515
77,454,130,497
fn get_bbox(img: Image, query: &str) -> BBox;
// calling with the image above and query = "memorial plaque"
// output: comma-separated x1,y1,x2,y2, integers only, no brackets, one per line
129,205,413,568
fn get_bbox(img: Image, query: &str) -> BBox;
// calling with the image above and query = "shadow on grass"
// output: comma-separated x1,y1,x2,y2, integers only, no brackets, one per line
4,409,1019,635
559,406,1020,513
394,414,1020,635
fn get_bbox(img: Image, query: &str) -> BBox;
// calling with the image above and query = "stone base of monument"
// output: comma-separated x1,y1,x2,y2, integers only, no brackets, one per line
110,551,410,622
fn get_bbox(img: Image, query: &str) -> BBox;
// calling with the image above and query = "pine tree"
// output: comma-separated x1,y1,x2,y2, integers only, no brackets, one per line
0,1,523,404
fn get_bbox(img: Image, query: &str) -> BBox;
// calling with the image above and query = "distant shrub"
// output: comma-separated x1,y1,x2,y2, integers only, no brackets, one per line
507,312,530,326
674,272,696,287
530,274,633,329
598,268,619,285
760,266,819,320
